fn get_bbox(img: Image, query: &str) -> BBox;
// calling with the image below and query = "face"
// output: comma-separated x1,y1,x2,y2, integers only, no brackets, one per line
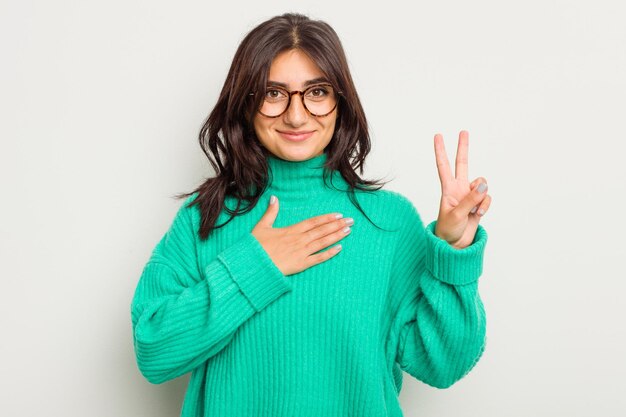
253,49,338,161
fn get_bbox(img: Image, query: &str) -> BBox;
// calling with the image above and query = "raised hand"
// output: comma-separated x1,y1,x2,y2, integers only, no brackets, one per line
433,130,492,249
252,196,354,275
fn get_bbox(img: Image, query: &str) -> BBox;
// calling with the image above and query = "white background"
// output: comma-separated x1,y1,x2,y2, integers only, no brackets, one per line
2,1,625,416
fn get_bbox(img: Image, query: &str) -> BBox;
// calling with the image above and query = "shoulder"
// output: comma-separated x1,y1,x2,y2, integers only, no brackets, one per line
169,192,201,229
184,191,200,204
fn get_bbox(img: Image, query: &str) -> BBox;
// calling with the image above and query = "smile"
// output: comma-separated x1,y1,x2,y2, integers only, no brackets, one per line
278,130,315,142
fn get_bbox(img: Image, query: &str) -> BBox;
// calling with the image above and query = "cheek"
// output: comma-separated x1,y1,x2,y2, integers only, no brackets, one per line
253,117,276,144
253,116,268,135
324,115,338,134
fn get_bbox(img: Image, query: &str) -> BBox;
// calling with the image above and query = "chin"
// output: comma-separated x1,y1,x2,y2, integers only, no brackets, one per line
274,146,323,161
259,130,331,160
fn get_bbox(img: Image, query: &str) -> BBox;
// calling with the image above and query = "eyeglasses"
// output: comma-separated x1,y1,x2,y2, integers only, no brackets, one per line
249,83,342,118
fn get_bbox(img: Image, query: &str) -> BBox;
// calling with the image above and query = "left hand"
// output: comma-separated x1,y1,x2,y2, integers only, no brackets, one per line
433,130,492,249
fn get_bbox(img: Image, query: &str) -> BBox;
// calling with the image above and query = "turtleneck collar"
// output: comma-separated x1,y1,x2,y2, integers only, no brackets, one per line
265,152,349,202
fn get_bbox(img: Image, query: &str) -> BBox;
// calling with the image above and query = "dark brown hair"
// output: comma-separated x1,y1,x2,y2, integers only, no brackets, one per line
174,12,390,240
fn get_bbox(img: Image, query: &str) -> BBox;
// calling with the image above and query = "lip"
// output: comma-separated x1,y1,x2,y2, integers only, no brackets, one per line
278,130,315,142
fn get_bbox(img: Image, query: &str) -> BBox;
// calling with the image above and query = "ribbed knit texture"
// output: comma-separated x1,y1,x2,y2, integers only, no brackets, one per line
131,152,488,416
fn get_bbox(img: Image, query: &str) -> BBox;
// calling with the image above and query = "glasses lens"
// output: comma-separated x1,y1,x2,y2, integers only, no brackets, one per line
260,88,289,117
304,84,336,116
259,84,337,117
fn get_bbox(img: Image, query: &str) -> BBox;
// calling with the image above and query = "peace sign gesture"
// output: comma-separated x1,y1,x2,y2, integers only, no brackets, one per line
433,130,492,249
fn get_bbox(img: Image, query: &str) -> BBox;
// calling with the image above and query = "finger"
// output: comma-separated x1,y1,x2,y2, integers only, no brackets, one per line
455,177,488,217
470,193,491,215
466,204,481,228
306,224,351,255
455,130,469,181
257,194,280,227
303,244,342,269
291,212,344,234
304,216,352,243
434,133,452,184
475,193,491,217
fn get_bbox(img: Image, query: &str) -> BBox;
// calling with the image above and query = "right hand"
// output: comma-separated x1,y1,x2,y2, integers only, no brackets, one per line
251,195,354,276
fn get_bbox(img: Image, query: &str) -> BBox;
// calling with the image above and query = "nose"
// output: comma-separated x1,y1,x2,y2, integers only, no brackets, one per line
283,92,308,126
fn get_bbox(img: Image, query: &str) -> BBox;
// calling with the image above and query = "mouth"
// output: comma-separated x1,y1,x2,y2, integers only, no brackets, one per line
277,130,315,142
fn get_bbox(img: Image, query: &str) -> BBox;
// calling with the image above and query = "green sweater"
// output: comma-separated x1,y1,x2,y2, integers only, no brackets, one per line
131,151,488,416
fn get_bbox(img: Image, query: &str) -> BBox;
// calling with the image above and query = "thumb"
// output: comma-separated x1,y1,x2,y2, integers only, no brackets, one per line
455,180,488,217
257,194,279,228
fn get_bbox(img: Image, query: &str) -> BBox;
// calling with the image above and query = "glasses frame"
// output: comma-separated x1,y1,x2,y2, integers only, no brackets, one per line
249,83,343,118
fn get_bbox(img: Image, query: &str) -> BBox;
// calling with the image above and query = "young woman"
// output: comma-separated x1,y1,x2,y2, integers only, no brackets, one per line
131,12,492,417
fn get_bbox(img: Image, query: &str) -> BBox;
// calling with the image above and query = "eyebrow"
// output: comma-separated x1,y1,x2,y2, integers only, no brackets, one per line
267,77,330,89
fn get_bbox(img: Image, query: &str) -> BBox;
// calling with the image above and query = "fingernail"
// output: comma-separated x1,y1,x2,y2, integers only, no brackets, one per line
335,213,343,219
477,183,488,193
470,206,478,214
270,195,276,205
478,208,485,216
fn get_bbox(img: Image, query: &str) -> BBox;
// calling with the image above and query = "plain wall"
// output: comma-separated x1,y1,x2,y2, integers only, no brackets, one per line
1,0,625,415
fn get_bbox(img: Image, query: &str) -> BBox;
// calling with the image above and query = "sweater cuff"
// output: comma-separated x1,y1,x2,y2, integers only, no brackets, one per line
217,232,292,311
424,220,488,286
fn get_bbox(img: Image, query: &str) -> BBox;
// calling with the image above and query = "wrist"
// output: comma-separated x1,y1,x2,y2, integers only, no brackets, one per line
434,222,465,250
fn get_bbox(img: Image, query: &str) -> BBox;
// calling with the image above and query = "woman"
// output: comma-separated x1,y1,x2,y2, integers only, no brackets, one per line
131,12,491,416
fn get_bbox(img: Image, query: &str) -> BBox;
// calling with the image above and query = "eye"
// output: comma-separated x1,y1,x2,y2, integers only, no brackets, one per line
307,86,329,97
264,88,287,100
304,85,332,101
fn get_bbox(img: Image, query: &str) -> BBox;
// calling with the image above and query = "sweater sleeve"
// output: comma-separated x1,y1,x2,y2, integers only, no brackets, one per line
390,198,488,389
130,196,293,384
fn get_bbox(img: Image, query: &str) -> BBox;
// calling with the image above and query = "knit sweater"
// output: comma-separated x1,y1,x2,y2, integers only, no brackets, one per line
130,151,488,417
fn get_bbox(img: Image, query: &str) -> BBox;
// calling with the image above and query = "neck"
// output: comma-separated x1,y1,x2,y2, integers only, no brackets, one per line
265,152,348,203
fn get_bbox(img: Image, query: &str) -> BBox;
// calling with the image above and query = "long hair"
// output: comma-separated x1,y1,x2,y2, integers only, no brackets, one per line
174,12,390,240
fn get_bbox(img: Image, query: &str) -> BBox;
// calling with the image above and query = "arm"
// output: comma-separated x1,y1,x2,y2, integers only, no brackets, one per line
130,196,292,384
391,200,488,389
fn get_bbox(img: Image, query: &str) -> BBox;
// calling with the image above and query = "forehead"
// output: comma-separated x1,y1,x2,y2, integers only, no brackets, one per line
267,49,325,88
